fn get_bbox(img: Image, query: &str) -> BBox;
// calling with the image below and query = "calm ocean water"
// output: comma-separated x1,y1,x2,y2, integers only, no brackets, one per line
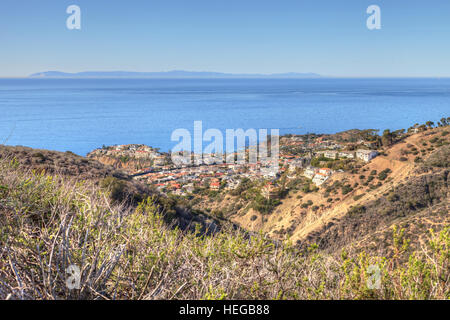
0,78,449,155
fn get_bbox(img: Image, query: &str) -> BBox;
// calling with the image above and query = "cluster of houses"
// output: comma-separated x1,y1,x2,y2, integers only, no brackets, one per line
134,161,280,196
299,149,378,187
90,137,379,198
281,135,343,151
88,144,167,167
318,149,378,162
303,167,334,186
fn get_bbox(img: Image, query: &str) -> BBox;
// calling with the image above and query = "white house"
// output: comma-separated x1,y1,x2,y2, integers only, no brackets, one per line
318,168,333,176
323,151,338,159
289,158,307,172
312,173,330,186
339,151,355,159
303,167,317,179
356,150,378,162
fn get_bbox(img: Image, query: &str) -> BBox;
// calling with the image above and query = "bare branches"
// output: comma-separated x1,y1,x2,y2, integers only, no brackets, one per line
0,157,448,300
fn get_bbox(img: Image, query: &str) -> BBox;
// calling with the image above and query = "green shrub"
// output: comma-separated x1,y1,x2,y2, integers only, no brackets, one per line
100,176,127,202
348,205,366,216
341,185,353,195
377,169,391,181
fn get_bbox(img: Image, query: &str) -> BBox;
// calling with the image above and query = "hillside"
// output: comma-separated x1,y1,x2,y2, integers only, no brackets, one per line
0,146,223,235
0,145,128,180
230,127,449,255
84,125,449,259
0,147,447,300
0,122,448,300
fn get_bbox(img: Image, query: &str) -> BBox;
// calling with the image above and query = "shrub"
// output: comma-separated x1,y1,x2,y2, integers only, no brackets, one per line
423,145,449,167
0,158,448,300
100,176,127,202
347,205,366,216
32,152,46,161
341,185,353,195
377,169,391,181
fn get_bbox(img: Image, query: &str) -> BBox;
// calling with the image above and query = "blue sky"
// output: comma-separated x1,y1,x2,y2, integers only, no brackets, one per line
1,0,449,77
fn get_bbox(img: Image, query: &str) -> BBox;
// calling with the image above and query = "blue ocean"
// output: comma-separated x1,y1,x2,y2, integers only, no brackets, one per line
0,78,449,155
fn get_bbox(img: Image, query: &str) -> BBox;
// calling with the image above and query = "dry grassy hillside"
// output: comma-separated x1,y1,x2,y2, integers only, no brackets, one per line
86,154,152,173
231,127,449,255
0,152,448,300
0,145,128,180
0,145,223,235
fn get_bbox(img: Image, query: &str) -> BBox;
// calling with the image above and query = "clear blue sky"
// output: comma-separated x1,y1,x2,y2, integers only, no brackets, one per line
1,0,449,77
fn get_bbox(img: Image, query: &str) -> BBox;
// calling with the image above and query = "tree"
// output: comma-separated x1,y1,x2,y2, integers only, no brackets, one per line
425,121,435,128
361,129,379,141
382,129,394,146
419,124,427,131
393,129,405,137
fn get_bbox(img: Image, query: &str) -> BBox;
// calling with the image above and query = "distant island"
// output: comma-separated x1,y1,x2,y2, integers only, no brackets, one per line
29,70,322,79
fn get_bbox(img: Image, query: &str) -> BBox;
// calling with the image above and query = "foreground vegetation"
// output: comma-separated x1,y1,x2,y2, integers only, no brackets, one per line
0,158,448,300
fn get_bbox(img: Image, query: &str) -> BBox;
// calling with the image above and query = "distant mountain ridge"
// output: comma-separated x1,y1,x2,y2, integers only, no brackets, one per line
29,70,322,79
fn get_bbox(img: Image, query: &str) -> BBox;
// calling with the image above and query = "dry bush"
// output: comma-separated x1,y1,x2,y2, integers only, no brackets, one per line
0,158,448,300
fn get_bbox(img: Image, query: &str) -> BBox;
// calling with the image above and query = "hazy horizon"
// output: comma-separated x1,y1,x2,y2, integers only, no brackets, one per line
2,71,450,79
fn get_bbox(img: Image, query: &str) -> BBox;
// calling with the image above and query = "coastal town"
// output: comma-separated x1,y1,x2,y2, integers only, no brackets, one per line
88,130,383,199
